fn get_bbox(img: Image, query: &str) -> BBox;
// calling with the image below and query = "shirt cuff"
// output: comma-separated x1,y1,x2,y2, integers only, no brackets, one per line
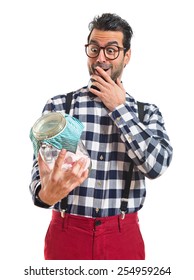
34,185,52,208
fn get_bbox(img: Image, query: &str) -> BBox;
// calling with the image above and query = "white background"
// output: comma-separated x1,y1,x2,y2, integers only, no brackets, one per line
0,0,193,279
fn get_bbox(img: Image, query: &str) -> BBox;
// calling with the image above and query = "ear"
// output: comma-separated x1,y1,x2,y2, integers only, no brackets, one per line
124,49,131,66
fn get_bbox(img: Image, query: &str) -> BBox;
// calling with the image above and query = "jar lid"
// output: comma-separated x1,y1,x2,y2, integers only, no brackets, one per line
32,112,66,140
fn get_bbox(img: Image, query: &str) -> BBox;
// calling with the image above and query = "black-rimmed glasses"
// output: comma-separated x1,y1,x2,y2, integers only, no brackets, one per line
85,44,126,60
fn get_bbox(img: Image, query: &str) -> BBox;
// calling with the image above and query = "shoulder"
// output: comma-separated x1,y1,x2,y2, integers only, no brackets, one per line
126,92,159,111
125,92,162,122
50,87,87,102
42,87,87,114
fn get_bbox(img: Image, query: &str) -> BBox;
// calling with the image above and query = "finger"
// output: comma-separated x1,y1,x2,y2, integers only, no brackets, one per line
76,168,89,187
89,84,102,98
71,157,87,176
95,66,113,83
82,169,89,181
38,152,50,176
52,149,67,172
68,168,89,192
91,75,105,88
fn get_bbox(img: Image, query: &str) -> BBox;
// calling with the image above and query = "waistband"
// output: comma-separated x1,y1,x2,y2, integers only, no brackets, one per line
52,210,138,231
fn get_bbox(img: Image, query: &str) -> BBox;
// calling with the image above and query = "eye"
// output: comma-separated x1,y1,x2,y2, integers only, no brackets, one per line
90,45,99,54
106,46,118,55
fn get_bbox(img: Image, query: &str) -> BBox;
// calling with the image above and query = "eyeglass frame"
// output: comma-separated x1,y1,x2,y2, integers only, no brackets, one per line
85,43,127,60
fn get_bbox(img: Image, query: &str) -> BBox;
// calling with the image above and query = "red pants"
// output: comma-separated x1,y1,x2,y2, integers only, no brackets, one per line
44,210,145,260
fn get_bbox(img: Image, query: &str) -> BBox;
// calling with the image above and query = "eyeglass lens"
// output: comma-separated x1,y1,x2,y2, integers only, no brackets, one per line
86,44,120,60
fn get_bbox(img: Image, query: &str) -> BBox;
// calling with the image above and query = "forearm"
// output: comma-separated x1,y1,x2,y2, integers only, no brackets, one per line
109,102,173,179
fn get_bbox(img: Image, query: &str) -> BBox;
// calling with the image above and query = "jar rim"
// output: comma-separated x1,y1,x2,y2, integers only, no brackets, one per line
32,112,66,140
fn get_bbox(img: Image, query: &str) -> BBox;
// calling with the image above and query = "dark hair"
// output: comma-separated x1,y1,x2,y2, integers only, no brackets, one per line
87,13,133,51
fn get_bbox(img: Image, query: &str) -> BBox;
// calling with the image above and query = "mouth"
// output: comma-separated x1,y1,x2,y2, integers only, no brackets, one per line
93,63,112,73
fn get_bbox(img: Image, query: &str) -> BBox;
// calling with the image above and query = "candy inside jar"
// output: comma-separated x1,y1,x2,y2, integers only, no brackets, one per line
40,141,91,171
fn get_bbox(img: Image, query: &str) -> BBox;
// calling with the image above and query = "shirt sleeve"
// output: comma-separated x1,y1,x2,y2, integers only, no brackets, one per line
29,156,52,208
29,95,67,208
109,101,173,179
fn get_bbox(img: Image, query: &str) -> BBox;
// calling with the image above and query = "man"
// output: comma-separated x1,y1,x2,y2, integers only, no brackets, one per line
30,13,173,260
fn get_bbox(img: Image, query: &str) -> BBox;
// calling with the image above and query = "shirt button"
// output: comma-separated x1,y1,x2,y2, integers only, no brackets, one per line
116,117,121,122
95,208,100,213
97,181,102,187
99,155,104,160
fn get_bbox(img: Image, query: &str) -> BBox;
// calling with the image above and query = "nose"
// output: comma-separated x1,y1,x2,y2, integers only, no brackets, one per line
96,48,107,63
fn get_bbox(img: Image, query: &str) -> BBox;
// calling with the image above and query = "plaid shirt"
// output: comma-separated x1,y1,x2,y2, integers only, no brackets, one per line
30,86,173,217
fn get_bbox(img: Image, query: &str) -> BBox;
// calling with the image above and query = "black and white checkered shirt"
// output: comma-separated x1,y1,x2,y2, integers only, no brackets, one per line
30,86,173,217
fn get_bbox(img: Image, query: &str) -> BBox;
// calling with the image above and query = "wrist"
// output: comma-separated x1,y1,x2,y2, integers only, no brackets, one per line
35,188,52,208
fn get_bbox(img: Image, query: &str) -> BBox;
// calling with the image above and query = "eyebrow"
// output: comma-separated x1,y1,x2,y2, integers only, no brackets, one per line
89,40,119,46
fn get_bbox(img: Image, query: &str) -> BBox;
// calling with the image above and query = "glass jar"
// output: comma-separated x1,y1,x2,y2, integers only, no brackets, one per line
31,112,91,171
